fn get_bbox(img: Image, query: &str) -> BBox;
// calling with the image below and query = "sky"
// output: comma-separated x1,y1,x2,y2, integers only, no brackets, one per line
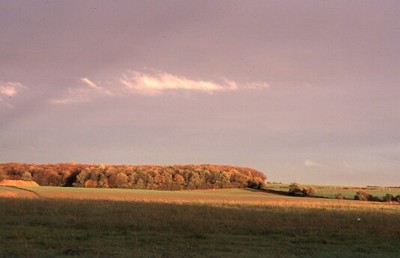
1,0,399,186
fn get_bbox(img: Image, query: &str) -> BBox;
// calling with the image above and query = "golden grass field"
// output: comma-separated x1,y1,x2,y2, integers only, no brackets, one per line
0,186,399,257
1,185,398,210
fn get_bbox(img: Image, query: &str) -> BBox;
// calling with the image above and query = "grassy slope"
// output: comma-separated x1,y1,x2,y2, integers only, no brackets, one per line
0,187,399,257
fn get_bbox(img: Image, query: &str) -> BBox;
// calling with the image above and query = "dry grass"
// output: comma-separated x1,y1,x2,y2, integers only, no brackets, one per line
0,179,39,187
1,186,398,211
0,187,399,257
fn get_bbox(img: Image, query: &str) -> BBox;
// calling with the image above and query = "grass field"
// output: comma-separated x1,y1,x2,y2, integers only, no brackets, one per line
266,183,400,199
1,186,399,257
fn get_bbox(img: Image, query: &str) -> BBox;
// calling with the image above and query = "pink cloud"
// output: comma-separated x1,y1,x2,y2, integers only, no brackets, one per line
0,82,23,97
51,70,270,104
120,70,239,95
304,159,322,167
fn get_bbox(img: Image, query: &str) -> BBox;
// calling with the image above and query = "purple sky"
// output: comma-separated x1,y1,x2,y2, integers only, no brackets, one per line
1,1,399,186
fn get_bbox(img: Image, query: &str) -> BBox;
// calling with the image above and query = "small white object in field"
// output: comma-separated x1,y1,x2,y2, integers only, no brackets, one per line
357,218,361,222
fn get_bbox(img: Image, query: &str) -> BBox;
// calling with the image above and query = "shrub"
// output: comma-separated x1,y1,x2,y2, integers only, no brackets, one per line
369,195,382,202
247,180,263,189
288,183,302,196
302,187,316,197
354,191,382,202
383,194,394,202
354,191,372,201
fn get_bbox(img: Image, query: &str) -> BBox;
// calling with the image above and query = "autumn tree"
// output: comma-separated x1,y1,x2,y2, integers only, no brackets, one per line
21,171,32,181
302,187,316,197
354,191,372,201
0,163,267,190
109,173,129,188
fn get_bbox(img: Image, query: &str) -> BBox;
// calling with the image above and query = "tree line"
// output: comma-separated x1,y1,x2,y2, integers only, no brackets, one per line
287,182,400,203
354,191,400,203
0,163,266,190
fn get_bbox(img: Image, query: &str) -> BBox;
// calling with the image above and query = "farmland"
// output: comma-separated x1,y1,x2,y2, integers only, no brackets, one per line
266,183,400,200
1,186,399,257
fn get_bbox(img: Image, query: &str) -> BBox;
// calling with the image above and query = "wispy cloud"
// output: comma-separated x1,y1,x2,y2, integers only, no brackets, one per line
304,159,322,167
0,85,17,97
0,82,23,97
244,81,270,90
50,69,270,104
80,78,114,96
120,70,240,95
81,77,99,89
0,82,25,107
50,88,90,104
50,78,113,104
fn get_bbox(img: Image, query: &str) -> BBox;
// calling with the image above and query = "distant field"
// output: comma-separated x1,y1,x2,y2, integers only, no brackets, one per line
266,183,400,199
0,186,399,257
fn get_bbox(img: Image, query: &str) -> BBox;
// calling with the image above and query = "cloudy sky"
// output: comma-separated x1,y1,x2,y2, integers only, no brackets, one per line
1,0,399,186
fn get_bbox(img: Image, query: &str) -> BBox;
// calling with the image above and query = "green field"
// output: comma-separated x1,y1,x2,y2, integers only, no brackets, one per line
0,186,399,257
266,183,400,199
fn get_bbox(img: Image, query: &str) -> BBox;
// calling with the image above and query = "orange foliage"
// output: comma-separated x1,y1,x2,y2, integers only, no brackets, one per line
0,163,267,190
